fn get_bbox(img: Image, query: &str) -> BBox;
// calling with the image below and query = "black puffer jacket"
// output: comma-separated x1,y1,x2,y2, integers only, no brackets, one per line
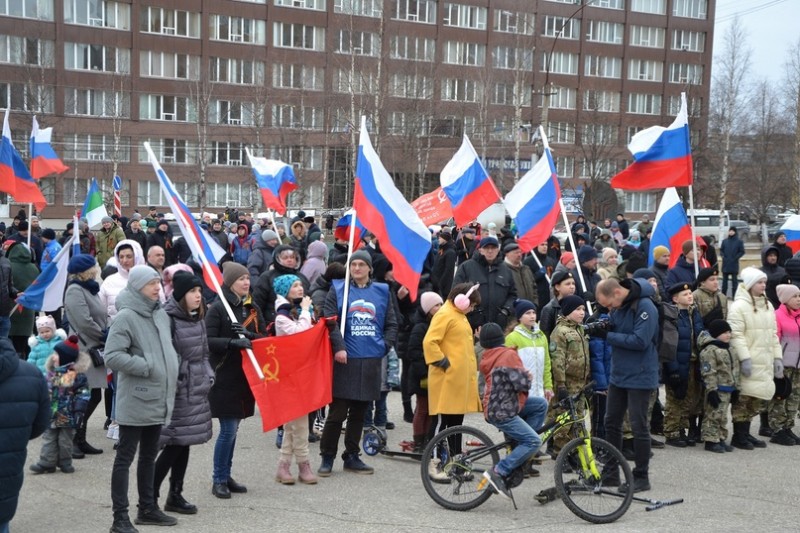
0,337,50,524
0,255,17,316
160,298,214,447
205,287,266,419
452,254,517,330
406,308,433,396
431,240,457,299
247,238,276,278
252,245,310,323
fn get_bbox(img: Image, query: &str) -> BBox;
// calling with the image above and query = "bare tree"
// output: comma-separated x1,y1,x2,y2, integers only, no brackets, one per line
784,37,800,207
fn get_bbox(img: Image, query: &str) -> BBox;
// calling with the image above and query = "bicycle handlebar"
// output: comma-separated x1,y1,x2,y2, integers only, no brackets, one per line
557,381,596,409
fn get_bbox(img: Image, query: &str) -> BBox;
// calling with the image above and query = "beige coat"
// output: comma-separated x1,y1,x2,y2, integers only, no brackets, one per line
728,284,782,400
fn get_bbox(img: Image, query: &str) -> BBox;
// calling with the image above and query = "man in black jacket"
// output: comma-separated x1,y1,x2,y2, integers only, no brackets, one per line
719,227,745,297
431,231,457,299
252,245,310,323
453,236,517,330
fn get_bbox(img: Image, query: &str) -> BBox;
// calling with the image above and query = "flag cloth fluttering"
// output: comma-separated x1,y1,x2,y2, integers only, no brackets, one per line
610,93,693,191
439,135,501,226
29,116,69,179
334,211,367,244
779,215,800,255
246,150,298,215
81,177,107,229
410,187,454,227
353,116,431,301
0,109,48,211
503,132,562,254
648,187,693,268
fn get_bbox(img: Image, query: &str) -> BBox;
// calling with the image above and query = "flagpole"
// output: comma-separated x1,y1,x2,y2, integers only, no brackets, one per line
529,251,551,286
339,208,358,337
687,185,699,277
26,203,32,248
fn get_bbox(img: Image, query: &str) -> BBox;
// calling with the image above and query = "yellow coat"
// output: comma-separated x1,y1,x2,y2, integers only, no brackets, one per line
423,301,482,415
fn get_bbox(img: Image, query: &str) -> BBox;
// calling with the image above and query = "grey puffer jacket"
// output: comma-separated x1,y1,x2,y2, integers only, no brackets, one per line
105,287,179,426
159,298,214,447
64,280,108,389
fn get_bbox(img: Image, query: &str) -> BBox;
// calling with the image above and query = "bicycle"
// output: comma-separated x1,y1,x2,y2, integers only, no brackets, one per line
419,383,634,524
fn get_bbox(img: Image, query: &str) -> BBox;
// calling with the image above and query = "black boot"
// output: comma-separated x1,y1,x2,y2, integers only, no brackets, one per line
110,513,139,533
758,412,773,437
402,401,414,424
731,422,754,450
164,480,198,514
75,424,103,455
686,418,698,446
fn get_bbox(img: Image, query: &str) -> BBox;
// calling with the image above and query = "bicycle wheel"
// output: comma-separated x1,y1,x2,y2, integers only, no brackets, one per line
420,425,500,511
554,437,634,524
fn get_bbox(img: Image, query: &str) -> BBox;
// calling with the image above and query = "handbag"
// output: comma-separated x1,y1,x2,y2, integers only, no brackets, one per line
88,347,105,368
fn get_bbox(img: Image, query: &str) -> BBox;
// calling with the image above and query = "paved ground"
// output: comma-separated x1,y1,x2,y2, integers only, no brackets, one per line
12,390,796,532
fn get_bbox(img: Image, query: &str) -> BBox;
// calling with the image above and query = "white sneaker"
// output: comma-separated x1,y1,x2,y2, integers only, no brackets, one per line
106,422,119,441
428,458,450,484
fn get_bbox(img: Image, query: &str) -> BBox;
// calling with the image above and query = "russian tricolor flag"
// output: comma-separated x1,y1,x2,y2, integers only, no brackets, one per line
0,109,47,211
353,116,431,301
144,142,223,291
611,93,693,191
246,149,298,215
649,187,693,268
503,132,561,254
779,215,800,254
440,135,501,226
334,211,367,244
29,116,69,179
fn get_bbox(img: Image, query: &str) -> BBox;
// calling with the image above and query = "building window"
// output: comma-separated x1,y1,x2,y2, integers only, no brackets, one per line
668,95,702,115
38,177,56,204
386,111,407,135
394,0,436,23
544,52,579,75
209,15,266,44
586,21,623,44
669,63,703,84
444,41,486,67
390,36,435,62
630,0,665,15
390,74,433,99
555,156,574,179
443,3,486,30
629,25,664,48
425,117,463,137
206,183,255,208
580,158,620,179
548,122,576,144
548,87,576,110
583,90,620,113
272,105,324,130
210,57,265,85
139,138,196,164
625,191,657,213
63,134,130,163
273,22,325,51
584,55,621,78
542,16,580,40
140,51,199,80
591,0,624,9
139,7,201,38
672,30,705,52
210,100,255,126
211,142,245,166
64,0,130,29
628,59,663,82
492,83,530,106
138,180,199,207
275,0,325,10
493,9,534,35
334,69,378,94
0,36,54,66
673,0,707,19
63,178,89,205
336,30,381,56
270,146,322,170
628,93,662,115
65,42,130,73
441,78,479,103
334,0,381,17
0,83,54,113
627,126,645,143
66,89,129,117
492,46,533,70
582,124,618,146
272,63,324,90
139,94,194,121
0,0,53,20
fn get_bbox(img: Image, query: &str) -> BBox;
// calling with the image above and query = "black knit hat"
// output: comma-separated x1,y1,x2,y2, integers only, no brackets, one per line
696,267,718,285
560,295,585,317
707,319,731,339
172,271,202,303
479,322,505,349
41,228,56,240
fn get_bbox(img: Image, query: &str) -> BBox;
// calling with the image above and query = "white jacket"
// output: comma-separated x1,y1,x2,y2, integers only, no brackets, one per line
99,239,145,322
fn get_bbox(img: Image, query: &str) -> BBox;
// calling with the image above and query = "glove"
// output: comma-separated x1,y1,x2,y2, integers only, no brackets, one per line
774,359,785,378
731,390,740,405
582,291,595,302
231,323,256,340
585,321,608,339
228,338,252,350
667,373,682,391
557,387,569,402
706,390,721,409
432,356,450,370
740,358,752,377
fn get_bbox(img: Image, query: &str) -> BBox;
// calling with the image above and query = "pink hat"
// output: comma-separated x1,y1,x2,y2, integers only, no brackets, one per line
419,292,444,315
35,315,56,332
777,284,800,304
560,252,575,266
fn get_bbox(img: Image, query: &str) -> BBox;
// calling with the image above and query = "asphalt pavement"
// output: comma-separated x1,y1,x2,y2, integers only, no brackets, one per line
12,390,797,532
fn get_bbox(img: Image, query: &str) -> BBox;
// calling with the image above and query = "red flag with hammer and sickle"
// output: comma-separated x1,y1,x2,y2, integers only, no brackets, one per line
242,318,333,432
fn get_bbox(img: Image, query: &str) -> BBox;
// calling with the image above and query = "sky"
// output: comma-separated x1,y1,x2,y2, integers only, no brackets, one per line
713,0,799,82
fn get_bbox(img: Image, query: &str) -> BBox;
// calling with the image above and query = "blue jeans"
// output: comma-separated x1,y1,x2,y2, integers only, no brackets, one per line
0,315,10,338
213,418,241,484
364,390,389,428
0,520,9,533
491,396,548,476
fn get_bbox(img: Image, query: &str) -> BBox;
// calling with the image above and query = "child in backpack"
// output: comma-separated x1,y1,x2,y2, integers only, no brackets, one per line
29,335,91,474
505,299,554,402
273,274,318,485
27,315,67,375
699,320,739,453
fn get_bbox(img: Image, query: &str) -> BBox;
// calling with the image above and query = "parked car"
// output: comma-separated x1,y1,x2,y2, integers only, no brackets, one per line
728,220,750,240
767,221,785,241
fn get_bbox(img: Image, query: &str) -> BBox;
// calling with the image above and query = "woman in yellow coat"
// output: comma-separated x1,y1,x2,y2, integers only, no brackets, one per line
423,282,483,446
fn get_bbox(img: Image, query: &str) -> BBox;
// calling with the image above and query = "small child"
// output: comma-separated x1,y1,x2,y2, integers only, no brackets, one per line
273,274,317,485
29,335,91,474
505,299,554,402
770,284,800,446
549,295,591,453
699,320,739,453
27,315,67,375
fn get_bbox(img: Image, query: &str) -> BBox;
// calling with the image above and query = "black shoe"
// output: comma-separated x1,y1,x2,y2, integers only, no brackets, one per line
665,436,688,448
164,483,197,515
134,507,177,526
731,435,754,450
72,448,85,459
308,432,320,443
78,440,103,455
758,426,774,437
110,515,139,533
650,438,665,449
746,434,767,448
483,468,512,500
770,428,796,446
788,429,800,445
720,440,735,452
29,463,56,474
704,441,725,453
342,453,374,474
226,478,248,493
318,455,334,477
59,463,75,473
211,483,231,499
619,477,651,493
385,421,395,430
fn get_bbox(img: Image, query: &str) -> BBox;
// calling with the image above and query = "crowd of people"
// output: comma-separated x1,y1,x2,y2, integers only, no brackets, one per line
1,206,799,531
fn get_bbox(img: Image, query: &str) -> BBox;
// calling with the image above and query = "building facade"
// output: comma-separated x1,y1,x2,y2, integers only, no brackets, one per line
0,0,714,221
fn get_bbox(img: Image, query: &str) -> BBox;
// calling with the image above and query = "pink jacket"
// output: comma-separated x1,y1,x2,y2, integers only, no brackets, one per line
775,304,800,369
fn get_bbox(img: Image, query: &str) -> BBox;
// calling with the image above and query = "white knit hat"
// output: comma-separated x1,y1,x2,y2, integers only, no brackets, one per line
35,315,56,332
740,266,767,291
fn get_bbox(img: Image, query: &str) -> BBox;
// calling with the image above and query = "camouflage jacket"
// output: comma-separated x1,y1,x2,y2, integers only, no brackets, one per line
699,335,740,393
550,316,590,389
692,287,727,328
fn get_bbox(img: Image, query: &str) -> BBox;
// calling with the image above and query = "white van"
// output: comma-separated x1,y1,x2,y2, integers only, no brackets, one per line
687,209,730,238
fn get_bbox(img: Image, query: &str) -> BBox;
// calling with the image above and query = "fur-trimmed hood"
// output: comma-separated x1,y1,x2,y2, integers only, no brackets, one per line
45,350,92,374
28,328,67,348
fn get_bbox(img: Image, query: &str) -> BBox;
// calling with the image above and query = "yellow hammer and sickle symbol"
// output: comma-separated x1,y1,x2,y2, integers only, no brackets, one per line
262,357,280,382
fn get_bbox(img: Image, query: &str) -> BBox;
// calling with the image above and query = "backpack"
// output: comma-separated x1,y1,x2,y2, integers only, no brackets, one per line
628,297,678,363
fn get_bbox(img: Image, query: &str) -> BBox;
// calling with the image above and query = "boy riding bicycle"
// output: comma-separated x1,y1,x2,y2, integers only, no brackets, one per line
478,323,549,499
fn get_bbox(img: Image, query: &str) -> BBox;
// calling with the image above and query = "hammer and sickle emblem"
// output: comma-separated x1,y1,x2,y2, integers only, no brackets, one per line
261,344,279,382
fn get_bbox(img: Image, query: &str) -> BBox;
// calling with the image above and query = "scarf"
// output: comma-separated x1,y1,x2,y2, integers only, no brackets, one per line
71,278,100,295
